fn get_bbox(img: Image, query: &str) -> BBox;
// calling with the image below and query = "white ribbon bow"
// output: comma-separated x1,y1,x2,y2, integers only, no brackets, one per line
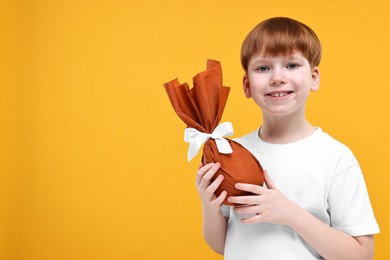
184,122,234,162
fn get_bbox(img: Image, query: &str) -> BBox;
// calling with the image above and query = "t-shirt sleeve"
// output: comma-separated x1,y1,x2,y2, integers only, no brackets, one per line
221,205,231,218
328,150,380,236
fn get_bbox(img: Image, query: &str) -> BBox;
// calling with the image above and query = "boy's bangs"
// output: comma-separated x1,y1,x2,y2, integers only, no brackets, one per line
256,31,306,58
241,17,322,71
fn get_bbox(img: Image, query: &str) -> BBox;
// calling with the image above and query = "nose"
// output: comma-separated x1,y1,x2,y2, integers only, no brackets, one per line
270,68,285,86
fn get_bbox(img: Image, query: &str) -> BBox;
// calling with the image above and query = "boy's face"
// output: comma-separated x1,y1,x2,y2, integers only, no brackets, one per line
243,51,320,118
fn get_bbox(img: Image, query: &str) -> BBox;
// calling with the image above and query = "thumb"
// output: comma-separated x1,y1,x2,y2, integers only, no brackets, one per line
264,170,277,189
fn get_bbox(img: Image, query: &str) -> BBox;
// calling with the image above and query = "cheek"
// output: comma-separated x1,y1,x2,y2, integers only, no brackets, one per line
294,76,312,89
247,84,265,99
249,77,268,89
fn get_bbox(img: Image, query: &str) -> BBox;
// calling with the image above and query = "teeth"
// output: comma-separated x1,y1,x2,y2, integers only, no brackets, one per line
269,92,290,97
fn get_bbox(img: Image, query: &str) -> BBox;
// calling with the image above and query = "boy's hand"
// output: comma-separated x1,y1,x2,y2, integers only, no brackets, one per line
227,170,298,226
196,163,227,211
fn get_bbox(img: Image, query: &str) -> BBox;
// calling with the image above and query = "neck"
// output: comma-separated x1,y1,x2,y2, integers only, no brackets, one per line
259,113,316,144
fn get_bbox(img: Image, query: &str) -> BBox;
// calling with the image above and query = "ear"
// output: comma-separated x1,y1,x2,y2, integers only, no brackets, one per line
243,74,252,98
310,67,320,92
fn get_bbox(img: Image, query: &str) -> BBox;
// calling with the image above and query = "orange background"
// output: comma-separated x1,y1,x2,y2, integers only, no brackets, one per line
1,0,389,259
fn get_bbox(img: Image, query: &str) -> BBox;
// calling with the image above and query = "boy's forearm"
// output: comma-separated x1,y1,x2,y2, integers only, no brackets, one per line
202,206,227,255
288,204,374,260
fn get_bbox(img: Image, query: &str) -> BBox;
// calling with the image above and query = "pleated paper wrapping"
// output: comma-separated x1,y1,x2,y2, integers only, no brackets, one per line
164,60,264,205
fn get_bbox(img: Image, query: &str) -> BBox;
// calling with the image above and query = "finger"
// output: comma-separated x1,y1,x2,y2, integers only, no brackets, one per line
228,195,260,205
196,163,215,186
241,215,263,224
233,205,260,215
234,183,264,195
264,170,277,189
212,190,227,206
198,163,204,170
198,162,221,189
205,174,224,200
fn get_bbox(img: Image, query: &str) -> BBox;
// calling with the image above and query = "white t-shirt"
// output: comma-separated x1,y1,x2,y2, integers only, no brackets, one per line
222,128,379,260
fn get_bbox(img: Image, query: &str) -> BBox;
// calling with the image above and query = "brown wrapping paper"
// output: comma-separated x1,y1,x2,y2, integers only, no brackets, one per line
164,60,264,205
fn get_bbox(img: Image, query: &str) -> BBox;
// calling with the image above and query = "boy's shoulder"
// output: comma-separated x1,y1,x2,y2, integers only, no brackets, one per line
233,128,355,158
233,129,259,149
315,129,355,157
234,128,360,174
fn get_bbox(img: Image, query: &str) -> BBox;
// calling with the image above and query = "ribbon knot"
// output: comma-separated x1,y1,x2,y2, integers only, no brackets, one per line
184,122,234,162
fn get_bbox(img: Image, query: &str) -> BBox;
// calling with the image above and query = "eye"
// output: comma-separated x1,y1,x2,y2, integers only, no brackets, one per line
255,65,270,72
286,63,299,69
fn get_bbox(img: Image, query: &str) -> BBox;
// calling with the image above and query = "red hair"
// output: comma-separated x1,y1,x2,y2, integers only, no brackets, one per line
241,17,322,72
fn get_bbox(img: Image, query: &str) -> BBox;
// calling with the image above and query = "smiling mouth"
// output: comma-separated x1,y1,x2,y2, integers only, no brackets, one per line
267,91,293,97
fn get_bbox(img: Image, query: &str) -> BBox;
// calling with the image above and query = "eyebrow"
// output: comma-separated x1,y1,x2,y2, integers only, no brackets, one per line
250,55,305,64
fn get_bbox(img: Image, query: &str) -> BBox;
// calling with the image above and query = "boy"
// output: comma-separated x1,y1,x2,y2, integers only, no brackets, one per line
196,17,379,259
